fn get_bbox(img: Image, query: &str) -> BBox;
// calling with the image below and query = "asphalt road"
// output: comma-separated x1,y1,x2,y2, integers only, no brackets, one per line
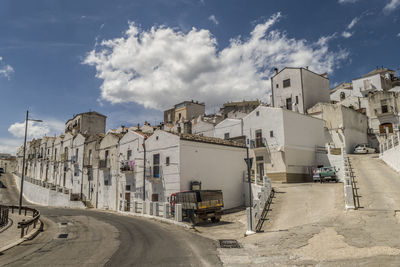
0,173,221,267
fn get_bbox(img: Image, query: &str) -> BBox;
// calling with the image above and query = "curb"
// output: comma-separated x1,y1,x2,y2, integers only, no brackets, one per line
116,210,192,229
0,219,43,253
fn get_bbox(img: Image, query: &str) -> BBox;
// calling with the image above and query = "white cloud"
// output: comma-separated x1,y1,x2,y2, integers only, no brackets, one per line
384,0,400,13
347,17,360,29
84,13,348,111
0,57,14,79
338,0,359,3
342,31,353,38
397,33,400,37
0,138,23,155
8,118,65,139
208,15,219,25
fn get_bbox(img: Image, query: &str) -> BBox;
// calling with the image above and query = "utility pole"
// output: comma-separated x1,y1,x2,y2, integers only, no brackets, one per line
142,140,146,201
19,111,43,215
246,146,253,231
19,111,29,215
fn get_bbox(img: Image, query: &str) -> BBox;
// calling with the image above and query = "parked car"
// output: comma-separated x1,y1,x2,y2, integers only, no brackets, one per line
170,190,223,224
353,144,376,154
313,166,338,183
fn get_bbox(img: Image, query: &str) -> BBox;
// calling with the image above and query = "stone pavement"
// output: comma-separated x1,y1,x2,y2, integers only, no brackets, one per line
0,210,34,251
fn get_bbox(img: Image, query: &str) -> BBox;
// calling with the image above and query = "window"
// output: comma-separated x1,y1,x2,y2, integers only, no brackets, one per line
286,97,292,110
105,150,109,167
255,130,263,147
276,84,279,88
88,149,92,165
283,79,291,88
75,148,79,162
127,149,132,160
381,100,388,113
295,95,299,104
166,156,170,166
224,133,230,139
256,111,260,116
270,131,274,137
54,148,57,161
340,92,346,101
126,185,131,191
256,156,264,161
153,154,160,178
178,113,182,120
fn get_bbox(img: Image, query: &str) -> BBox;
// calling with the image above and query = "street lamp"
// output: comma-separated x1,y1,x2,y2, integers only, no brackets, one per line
19,110,43,215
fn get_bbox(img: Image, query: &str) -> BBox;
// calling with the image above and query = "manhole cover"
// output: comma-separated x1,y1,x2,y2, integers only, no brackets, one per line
219,239,240,248
58,234,68,239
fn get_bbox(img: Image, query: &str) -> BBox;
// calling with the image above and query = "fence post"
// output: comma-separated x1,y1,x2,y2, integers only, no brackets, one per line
154,202,159,216
175,204,182,222
163,203,169,218
142,201,146,215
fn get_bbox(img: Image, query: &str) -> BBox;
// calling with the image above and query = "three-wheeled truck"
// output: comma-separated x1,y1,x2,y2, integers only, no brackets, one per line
170,190,223,224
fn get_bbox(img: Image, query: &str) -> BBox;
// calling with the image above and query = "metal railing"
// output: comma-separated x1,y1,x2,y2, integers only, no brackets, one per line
0,205,9,228
4,205,41,238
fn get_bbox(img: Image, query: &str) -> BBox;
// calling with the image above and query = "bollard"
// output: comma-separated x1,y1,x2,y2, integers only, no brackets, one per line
163,203,170,218
175,204,182,222
154,202,159,216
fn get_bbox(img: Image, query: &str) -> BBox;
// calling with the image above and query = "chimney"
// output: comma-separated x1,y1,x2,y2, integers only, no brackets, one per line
274,68,278,75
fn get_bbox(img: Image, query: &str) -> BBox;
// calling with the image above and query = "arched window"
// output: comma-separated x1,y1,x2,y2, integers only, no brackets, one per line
340,92,346,101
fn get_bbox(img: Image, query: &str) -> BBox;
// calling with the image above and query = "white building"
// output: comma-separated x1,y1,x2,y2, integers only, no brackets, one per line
215,106,326,183
351,68,397,97
308,103,368,153
144,130,247,209
214,118,243,140
117,130,147,211
271,67,330,114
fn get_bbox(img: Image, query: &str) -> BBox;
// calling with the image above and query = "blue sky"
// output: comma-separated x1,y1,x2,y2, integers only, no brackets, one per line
0,0,399,154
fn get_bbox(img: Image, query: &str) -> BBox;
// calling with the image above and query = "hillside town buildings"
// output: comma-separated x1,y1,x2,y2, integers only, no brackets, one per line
11,65,400,213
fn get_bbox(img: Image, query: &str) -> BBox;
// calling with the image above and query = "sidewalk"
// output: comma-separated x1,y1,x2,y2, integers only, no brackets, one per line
0,211,35,251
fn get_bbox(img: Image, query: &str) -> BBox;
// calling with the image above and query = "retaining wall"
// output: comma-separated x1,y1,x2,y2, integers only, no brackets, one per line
13,175,85,208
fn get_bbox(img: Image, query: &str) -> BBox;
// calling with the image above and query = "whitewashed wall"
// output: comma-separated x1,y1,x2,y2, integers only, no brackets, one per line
214,119,242,139
180,140,246,209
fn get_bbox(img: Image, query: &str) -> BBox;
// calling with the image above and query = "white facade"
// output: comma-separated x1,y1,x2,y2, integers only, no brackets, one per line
117,131,146,211
214,119,242,139
271,67,330,114
214,106,325,182
145,130,247,209
308,103,368,153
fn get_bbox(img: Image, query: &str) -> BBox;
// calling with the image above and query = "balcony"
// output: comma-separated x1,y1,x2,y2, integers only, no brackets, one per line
375,106,395,117
250,138,267,149
60,153,67,162
99,159,110,169
120,160,134,172
145,166,162,183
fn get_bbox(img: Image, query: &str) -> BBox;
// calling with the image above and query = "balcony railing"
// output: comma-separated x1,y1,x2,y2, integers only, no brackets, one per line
250,138,267,149
60,153,67,162
146,166,162,181
120,160,134,172
99,159,110,169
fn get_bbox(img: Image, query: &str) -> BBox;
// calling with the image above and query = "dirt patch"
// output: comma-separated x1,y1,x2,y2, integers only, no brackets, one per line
294,227,400,261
